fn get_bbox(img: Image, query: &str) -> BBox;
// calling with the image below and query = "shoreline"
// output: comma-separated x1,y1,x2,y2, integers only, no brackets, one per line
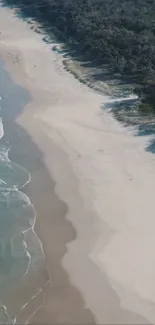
3,110,95,324
1,4,155,324
0,59,51,323
0,37,96,324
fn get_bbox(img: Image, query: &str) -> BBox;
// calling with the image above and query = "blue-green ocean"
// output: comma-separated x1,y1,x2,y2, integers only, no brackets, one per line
0,60,48,324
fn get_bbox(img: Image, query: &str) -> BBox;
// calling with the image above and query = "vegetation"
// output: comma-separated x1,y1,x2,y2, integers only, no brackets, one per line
138,103,154,114
4,0,155,110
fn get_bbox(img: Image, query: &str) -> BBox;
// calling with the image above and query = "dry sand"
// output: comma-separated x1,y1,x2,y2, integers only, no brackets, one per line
1,5,155,324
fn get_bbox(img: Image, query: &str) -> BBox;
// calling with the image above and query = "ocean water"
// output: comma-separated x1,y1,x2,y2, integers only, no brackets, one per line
0,61,48,324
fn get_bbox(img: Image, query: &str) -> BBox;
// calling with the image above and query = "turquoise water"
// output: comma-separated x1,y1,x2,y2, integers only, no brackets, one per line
0,61,47,324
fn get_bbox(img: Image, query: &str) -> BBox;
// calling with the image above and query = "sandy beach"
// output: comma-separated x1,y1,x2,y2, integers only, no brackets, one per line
1,4,155,324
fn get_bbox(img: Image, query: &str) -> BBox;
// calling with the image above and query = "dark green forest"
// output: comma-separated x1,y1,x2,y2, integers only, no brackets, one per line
4,0,155,110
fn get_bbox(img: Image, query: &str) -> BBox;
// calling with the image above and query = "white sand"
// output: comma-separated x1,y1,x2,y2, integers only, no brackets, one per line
1,5,155,323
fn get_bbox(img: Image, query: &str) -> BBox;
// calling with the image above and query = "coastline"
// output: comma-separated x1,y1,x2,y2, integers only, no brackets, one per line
1,4,155,324
0,59,51,323
2,101,95,324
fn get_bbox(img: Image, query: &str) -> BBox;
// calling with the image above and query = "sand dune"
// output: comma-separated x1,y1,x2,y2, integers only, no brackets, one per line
0,5,155,323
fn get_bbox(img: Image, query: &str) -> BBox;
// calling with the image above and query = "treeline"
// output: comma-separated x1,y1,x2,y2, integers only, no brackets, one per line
4,0,155,110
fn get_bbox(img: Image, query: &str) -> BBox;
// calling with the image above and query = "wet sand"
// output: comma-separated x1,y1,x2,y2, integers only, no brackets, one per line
1,4,155,324
2,116,95,324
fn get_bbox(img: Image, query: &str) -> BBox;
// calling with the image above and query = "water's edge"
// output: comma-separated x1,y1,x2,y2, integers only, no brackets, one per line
0,59,50,324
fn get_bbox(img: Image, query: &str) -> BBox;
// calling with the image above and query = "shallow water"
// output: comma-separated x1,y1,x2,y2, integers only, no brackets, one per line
0,60,48,324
